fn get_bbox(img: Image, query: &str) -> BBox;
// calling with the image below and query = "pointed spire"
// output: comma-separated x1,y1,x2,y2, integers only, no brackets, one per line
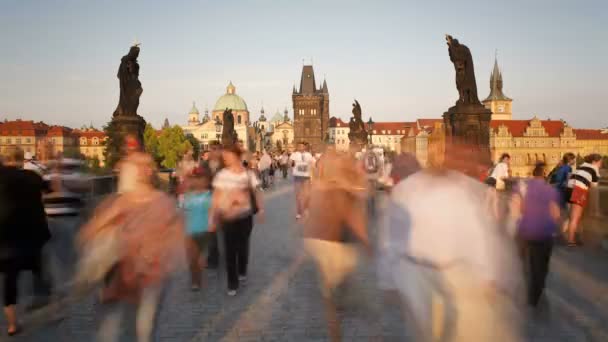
284,108,290,122
321,78,328,93
293,84,297,94
227,81,236,94
162,118,170,129
483,56,510,102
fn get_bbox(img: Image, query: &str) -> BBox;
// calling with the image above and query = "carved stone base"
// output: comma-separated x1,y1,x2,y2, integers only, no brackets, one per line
442,103,492,173
112,114,146,144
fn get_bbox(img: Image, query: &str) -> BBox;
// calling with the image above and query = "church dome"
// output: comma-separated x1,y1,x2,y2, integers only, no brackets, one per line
213,82,248,112
189,101,200,114
270,110,284,122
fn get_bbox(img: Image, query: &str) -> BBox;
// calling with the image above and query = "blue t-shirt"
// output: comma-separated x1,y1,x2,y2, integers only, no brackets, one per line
182,191,212,235
517,179,559,241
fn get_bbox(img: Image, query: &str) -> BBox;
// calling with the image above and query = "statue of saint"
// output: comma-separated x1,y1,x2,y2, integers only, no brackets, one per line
446,35,480,105
221,109,238,146
113,44,143,117
348,100,368,146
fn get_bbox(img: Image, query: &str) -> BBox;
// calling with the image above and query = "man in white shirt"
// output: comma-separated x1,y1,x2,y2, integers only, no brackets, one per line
258,150,272,189
290,142,315,220
490,153,511,191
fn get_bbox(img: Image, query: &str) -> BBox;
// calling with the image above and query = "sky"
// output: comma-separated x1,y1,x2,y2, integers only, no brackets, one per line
1,0,606,129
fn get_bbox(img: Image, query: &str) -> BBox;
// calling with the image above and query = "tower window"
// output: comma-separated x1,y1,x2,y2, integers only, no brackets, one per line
237,115,242,125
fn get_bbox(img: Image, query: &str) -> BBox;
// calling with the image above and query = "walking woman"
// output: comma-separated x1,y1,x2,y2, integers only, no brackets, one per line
210,145,264,296
78,152,185,342
566,154,602,246
0,148,51,336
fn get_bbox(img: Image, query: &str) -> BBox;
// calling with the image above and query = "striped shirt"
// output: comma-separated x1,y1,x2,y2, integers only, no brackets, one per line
567,163,600,190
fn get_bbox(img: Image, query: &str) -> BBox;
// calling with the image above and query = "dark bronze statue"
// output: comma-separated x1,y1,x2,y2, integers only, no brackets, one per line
221,108,238,146
113,44,143,117
446,35,480,105
348,100,368,147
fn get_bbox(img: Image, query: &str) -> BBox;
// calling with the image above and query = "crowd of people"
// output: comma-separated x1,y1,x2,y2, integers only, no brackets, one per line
0,135,604,341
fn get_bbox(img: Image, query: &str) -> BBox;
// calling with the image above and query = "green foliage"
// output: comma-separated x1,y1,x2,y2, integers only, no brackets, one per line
102,120,124,169
157,125,190,168
185,133,201,160
143,123,162,165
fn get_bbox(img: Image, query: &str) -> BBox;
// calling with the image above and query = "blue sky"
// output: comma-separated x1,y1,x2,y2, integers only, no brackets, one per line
1,0,606,129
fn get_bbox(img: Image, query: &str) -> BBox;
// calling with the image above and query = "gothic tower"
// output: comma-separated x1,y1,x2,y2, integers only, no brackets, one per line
482,58,513,120
292,64,329,152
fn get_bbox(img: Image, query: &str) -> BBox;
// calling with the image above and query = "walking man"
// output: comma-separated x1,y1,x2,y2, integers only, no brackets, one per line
290,142,314,220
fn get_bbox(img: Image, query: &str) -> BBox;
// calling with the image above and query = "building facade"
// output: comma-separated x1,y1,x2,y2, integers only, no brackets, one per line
328,117,350,152
292,65,329,152
0,120,107,165
181,82,251,150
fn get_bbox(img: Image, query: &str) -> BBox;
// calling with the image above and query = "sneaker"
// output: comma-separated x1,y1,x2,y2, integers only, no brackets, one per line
296,214,302,220
227,290,237,297
239,275,247,284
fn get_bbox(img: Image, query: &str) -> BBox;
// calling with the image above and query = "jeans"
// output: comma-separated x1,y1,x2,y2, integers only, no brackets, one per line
222,215,253,290
207,232,219,268
525,239,553,306
97,285,163,342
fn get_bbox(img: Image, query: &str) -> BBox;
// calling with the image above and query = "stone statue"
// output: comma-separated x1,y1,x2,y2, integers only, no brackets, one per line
113,44,143,117
348,100,368,147
446,34,480,105
221,108,238,146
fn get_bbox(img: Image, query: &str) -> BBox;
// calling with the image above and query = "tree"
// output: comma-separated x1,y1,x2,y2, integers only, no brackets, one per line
143,123,162,165
102,120,124,169
184,133,201,160
157,125,190,169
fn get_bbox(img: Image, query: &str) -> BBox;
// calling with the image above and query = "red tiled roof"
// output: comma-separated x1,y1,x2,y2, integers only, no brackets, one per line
0,120,49,136
490,119,565,137
47,126,73,137
417,119,443,129
329,117,348,128
574,129,608,140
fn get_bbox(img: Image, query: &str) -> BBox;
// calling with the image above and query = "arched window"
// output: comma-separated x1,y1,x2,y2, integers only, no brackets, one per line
237,115,242,125
92,137,99,145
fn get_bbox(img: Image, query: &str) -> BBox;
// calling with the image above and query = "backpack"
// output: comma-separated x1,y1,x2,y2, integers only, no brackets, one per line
546,165,560,185
364,152,379,173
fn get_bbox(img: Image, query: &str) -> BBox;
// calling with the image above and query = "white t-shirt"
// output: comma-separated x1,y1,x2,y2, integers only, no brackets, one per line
490,162,509,190
213,169,260,218
290,151,314,178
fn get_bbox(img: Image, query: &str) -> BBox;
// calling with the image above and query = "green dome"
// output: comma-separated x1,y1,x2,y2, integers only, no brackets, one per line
189,101,199,114
213,82,248,112
270,111,283,122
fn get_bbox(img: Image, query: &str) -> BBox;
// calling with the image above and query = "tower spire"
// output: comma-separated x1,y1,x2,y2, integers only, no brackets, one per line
483,55,510,101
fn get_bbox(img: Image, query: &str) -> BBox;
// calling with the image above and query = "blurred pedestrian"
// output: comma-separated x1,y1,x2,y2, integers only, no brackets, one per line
290,142,315,220
78,152,185,342
511,163,560,308
205,144,224,270
378,147,523,342
181,167,213,291
280,151,289,179
0,148,52,336
259,150,272,189
565,154,602,247
23,152,47,175
303,150,370,342
211,145,264,296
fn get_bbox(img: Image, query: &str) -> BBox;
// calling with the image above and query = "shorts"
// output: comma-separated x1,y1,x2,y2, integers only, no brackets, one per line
188,232,212,254
293,177,310,193
569,186,589,207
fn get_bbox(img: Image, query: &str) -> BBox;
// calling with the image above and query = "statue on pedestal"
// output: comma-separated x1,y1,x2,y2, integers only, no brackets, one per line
113,44,143,117
446,34,480,106
221,109,238,146
348,100,368,148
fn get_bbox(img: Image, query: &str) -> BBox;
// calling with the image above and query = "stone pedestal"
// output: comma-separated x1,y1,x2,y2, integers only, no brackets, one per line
113,114,146,144
349,131,368,153
442,103,492,172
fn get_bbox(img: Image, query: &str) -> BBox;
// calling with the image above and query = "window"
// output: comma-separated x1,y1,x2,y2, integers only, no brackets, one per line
16,138,21,144
26,138,31,143
311,109,317,116
80,137,87,145
202,133,208,139
237,115,242,125
92,137,99,145
7,138,12,144
298,109,305,116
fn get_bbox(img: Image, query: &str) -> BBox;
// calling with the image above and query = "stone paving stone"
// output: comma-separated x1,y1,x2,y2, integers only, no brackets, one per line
3,180,608,341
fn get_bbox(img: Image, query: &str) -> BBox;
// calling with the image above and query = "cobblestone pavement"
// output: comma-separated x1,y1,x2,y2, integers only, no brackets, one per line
3,179,608,341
